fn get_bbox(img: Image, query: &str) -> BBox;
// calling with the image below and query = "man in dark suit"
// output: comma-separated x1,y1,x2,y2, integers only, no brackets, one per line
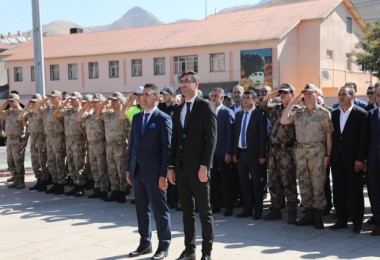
126,84,172,260
168,71,216,260
233,90,267,220
330,86,368,234
367,85,380,236
209,87,235,216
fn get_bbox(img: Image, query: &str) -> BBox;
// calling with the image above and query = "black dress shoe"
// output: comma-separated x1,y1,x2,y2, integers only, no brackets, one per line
224,208,233,217
212,207,221,213
176,250,195,260
329,222,348,230
129,245,152,257
152,249,168,260
367,216,375,225
253,213,262,220
236,211,252,218
201,255,212,260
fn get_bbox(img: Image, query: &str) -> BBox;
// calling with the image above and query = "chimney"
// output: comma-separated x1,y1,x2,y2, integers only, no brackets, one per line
70,28,83,34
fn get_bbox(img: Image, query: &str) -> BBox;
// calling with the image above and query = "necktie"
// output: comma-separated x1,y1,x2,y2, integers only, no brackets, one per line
141,113,150,135
184,102,191,128
241,112,248,148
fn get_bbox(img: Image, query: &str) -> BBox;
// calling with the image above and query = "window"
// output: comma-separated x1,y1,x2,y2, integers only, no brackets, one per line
50,65,59,81
174,55,198,74
345,53,352,71
131,59,142,77
210,53,225,72
14,67,23,82
346,17,352,33
109,60,119,78
154,57,165,75
31,66,35,82
68,63,78,80
326,50,334,59
88,62,99,79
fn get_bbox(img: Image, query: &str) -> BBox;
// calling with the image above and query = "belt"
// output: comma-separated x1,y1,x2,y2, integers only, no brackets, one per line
271,142,294,149
88,139,106,145
295,142,325,148
238,148,248,152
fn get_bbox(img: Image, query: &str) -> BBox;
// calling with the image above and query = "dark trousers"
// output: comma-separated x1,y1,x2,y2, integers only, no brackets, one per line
237,150,263,215
367,151,380,225
324,166,333,209
176,166,214,255
132,172,171,250
210,156,234,210
331,162,364,227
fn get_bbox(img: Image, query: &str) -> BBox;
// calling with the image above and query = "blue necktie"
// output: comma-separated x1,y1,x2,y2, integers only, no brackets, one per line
141,113,150,135
241,112,248,148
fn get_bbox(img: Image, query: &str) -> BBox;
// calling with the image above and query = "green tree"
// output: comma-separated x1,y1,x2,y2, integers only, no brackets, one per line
354,20,380,78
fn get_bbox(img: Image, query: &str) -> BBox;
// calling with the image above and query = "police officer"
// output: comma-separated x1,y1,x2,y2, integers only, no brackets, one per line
280,84,333,229
261,83,298,224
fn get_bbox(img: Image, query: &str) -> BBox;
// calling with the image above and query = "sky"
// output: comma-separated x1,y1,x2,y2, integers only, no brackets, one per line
1,0,262,35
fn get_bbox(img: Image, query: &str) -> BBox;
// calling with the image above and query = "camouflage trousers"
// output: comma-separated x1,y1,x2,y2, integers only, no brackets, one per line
65,138,86,185
29,133,48,181
6,135,25,178
88,142,108,191
46,135,66,185
295,146,326,210
106,141,127,192
268,146,298,209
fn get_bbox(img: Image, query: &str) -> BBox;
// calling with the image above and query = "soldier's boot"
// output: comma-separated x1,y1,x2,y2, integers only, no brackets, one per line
65,185,81,196
288,208,297,225
45,183,58,194
118,191,126,204
84,180,94,190
16,177,25,189
100,191,108,201
263,208,282,221
313,208,324,229
38,182,48,192
54,184,65,195
106,190,119,202
73,186,85,197
7,177,20,189
7,176,15,182
29,178,41,191
88,188,101,199
296,207,314,226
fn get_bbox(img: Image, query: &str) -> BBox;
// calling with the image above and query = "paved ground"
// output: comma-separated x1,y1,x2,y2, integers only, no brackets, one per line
1,174,380,260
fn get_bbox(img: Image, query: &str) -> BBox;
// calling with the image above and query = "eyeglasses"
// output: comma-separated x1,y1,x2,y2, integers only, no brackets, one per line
367,92,375,95
178,79,193,84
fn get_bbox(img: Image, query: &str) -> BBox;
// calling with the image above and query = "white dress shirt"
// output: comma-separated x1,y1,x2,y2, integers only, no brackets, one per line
215,104,223,117
180,95,197,128
142,106,157,126
339,104,354,133
238,107,255,148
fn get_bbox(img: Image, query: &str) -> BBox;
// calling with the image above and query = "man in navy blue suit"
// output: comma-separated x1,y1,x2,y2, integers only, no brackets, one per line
209,87,235,216
126,84,172,260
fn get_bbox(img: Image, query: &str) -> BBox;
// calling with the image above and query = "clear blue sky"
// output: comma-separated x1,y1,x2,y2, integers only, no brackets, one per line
1,0,261,35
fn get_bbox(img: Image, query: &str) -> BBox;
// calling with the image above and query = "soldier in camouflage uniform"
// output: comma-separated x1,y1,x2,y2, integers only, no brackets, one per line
81,94,94,190
58,92,87,197
78,93,108,200
19,94,49,191
0,93,26,189
34,90,66,195
281,84,333,229
96,92,130,203
261,83,298,224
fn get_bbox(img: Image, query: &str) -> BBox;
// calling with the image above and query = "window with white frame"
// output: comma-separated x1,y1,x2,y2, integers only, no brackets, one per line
326,50,334,59
50,65,59,81
68,63,78,80
174,55,198,74
154,57,165,75
109,60,119,78
31,66,35,82
345,53,352,71
14,67,23,82
88,62,99,79
210,53,225,72
131,59,142,77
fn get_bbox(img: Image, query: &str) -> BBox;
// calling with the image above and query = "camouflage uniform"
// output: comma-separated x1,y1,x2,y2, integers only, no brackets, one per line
82,111,108,192
0,108,25,180
25,110,48,181
43,107,66,185
263,102,298,210
289,104,333,210
101,110,130,192
64,108,86,186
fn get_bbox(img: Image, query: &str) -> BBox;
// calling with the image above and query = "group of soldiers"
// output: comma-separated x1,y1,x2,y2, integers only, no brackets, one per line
1,80,379,237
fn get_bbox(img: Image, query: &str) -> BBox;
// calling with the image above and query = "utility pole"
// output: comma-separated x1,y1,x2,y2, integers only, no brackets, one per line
31,0,45,96
205,0,207,19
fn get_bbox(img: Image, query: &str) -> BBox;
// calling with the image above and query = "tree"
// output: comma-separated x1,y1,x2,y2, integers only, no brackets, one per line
354,20,380,78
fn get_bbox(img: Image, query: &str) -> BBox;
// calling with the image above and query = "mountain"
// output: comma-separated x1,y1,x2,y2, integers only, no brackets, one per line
218,0,269,13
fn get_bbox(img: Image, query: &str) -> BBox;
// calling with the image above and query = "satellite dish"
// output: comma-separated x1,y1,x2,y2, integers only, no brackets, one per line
321,70,330,81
